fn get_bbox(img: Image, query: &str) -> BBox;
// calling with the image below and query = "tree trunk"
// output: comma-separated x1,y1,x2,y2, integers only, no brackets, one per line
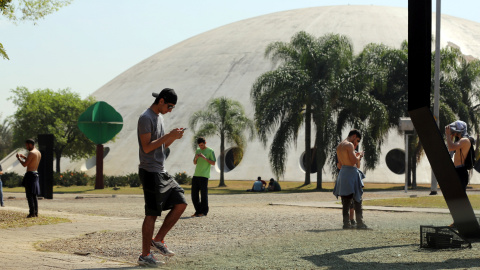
219,132,226,187
315,131,323,190
304,103,312,185
412,154,417,189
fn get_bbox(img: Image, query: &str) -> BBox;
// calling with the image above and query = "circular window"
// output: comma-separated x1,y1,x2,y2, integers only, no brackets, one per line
83,147,111,170
385,148,405,174
216,147,243,173
299,148,318,174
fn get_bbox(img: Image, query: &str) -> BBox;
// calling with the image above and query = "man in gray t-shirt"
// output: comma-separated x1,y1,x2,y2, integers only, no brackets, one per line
137,88,187,267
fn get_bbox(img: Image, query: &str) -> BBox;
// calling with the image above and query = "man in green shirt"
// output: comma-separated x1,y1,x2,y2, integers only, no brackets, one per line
191,137,216,217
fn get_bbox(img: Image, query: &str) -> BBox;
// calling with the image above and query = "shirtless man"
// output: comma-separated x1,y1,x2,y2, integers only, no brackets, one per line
445,120,471,191
333,129,367,229
16,139,41,218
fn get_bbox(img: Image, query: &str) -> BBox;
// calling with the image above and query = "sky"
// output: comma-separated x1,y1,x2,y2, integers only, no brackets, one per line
0,0,479,119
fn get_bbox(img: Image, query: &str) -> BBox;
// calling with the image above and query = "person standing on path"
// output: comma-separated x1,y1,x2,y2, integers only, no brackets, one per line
333,129,367,229
445,120,472,191
191,137,216,217
16,139,41,218
0,163,4,207
137,88,187,267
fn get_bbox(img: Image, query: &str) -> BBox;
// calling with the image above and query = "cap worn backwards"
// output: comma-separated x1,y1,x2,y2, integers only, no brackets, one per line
449,120,468,136
152,88,177,104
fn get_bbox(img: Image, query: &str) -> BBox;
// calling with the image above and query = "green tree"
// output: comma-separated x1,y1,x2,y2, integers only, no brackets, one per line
9,87,96,172
252,31,356,187
0,0,72,60
333,42,407,173
189,97,254,187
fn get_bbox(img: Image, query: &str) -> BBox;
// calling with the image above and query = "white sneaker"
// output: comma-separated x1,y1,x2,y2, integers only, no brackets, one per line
138,253,165,267
151,239,175,257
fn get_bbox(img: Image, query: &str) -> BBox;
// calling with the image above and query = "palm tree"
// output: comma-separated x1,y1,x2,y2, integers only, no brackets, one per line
335,42,407,169
252,31,355,186
189,97,254,187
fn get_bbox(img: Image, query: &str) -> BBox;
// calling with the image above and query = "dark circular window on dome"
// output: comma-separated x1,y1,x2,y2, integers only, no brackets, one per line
300,148,318,174
84,147,110,170
221,147,243,172
385,148,405,174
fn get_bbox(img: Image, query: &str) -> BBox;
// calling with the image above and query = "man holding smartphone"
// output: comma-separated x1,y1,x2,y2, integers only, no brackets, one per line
191,137,216,217
333,129,367,229
137,88,187,267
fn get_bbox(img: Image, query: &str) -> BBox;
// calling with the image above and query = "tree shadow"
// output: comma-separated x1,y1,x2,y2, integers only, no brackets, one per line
302,244,479,269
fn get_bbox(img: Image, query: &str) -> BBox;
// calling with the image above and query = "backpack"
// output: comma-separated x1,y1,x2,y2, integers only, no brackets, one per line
462,136,475,170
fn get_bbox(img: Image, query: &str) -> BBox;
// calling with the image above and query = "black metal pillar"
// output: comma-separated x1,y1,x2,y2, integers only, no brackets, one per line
408,0,480,238
37,134,54,199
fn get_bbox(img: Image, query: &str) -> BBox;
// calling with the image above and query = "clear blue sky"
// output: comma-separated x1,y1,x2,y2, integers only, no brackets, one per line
0,0,479,119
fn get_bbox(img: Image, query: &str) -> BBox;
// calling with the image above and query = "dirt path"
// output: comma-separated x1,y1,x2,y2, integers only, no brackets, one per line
1,191,480,269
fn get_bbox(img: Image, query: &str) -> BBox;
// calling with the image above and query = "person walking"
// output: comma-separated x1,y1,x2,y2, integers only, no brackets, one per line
137,88,187,267
191,137,216,217
16,139,41,217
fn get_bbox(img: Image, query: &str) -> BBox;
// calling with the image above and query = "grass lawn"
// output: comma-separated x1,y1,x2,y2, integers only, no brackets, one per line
364,194,480,210
0,210,71,229
5,182,480,210
3,181,432,195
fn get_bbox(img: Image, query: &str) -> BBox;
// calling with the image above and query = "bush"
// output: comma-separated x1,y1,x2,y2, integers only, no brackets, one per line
104,175,137,188
54,171,89,187
3,172,23,188
127,173,140,187
174,172,192,185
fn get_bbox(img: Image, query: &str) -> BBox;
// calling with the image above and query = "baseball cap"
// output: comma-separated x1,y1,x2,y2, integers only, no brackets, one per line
152,88,177,104
449,120,467,136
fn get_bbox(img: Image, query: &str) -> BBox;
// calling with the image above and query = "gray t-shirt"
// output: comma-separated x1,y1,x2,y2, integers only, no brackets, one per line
137,108,166,173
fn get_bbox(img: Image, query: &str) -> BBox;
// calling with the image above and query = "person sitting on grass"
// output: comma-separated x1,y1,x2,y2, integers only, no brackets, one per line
251,177,265,192
267,178,281,191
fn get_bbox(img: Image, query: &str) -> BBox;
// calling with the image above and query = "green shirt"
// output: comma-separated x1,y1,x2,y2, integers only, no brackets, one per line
194,147,216,178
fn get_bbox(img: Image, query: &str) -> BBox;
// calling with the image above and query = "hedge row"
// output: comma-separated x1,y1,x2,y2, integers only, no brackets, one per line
1,171,192,188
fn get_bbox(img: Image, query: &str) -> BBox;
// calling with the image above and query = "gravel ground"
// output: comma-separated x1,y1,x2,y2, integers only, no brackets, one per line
6,191,480,269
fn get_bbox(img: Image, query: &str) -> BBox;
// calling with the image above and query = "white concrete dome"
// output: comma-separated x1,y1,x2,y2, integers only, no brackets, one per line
4,5,480,183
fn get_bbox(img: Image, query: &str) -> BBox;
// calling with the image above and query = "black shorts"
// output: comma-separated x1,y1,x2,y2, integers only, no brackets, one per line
139,168,187,216
455,166,469,191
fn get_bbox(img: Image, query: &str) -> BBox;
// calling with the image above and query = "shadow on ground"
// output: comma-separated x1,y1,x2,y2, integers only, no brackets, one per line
302,244,479,269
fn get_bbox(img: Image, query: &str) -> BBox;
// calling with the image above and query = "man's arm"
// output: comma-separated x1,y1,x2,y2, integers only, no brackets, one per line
198,153,215,165
193,151,199,165
347,144,360,166
139,129,184,154
446,136,469,152
17,152,34,168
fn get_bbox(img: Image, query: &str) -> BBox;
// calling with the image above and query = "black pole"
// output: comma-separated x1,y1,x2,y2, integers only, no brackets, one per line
408,0,480,238
95,144,104,189
37,134,54,199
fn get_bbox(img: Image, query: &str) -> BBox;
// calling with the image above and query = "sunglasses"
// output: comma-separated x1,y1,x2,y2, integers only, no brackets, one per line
167,104,175,109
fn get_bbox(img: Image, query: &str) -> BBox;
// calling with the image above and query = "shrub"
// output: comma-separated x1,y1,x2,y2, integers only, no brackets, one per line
174,171,192,185
3,172,23,188
127,173,140,187
54,171,90,187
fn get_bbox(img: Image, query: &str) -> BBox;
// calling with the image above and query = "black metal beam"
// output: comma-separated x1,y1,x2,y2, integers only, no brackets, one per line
408,0,480,238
